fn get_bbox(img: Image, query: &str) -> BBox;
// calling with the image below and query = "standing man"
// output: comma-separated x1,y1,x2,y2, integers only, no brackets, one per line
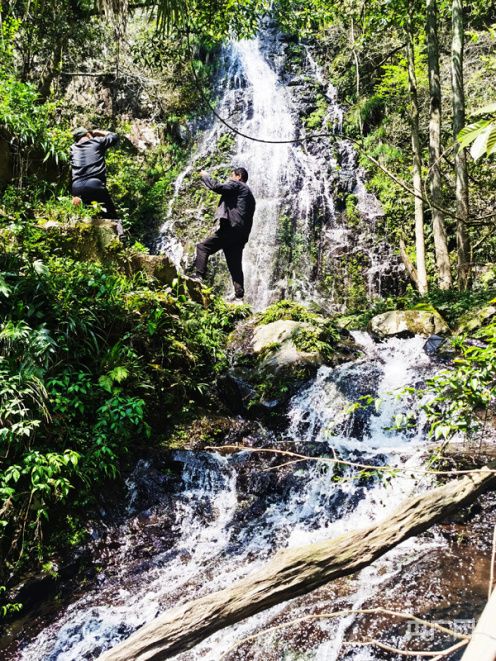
70,127,120,227
195,167,256,300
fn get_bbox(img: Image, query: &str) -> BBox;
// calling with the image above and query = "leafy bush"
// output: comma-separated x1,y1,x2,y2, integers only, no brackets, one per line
0,77,72,169
0,213,243,586
422,320,496,441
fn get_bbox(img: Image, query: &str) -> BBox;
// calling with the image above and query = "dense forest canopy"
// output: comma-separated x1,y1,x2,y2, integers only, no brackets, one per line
0,0,496,646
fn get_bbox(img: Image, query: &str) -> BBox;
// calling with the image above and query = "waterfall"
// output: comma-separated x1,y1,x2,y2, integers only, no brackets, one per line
16,334,446,661
158,31,401,310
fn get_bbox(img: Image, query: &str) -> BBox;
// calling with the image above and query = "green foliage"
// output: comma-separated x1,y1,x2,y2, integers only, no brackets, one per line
257,300,321,325
458,102,496,160
0,204,241,588
423,318,496,441
375,43,427,102
290,323,339,361
0,77,72,168
304,94,329,130
105,142,190,240
345,193,360,226
0,586,22,618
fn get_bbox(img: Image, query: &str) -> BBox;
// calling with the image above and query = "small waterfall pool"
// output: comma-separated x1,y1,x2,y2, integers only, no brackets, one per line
9,333,489,661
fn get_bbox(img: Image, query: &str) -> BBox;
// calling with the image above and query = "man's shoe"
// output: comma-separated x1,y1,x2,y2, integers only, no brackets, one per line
225,293,244,303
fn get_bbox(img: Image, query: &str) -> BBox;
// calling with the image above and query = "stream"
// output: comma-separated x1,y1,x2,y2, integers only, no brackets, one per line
7,333,495,660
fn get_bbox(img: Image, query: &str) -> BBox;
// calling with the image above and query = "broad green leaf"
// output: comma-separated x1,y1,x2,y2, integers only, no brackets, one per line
32,259,49,276
470,124,493,160
109,366,129,383
474,102,496,116
457,119,491,149
487,125,496,156
0,275,11,298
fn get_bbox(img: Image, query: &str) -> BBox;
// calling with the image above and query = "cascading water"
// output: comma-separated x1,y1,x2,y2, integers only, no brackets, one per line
13,334,455,661
158,29,403,310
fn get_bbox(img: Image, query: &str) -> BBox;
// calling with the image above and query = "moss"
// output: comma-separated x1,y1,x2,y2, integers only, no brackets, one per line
345,193,360,227
303,93,329,130
256,300,321,325
290,324,337,362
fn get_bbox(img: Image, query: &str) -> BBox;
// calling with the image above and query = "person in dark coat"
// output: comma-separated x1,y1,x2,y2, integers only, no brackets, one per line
195,167,256,299
70,127,119,224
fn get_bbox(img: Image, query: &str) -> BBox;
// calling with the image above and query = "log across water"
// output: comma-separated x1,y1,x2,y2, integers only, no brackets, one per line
100,467,496,661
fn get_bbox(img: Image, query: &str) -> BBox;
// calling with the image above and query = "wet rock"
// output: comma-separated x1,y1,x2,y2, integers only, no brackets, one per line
216,373,255,415
8,571,59,614
369,309,449,338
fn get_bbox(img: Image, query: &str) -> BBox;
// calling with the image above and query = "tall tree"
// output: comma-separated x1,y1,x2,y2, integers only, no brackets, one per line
406,16,428,294
451,0,471,289
426,0,452,289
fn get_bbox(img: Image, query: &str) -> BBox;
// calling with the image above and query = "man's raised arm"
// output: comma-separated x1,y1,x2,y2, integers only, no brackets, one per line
200,171,236,194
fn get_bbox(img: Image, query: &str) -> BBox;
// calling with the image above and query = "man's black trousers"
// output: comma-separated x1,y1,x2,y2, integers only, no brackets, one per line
72,177,117,219
195,227,247,298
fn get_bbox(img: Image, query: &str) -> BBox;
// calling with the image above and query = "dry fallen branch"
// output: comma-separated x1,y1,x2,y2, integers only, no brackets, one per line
217,607,469,660
346,637,468,658
206,445,496,478
100,467,495,661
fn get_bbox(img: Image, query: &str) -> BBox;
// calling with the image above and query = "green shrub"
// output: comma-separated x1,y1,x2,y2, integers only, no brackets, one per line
0,213,243,586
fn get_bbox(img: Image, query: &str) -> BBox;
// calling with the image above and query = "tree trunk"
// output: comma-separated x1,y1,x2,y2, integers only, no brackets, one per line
451,0,471,290
426,0,452,289
100,468,496,661
406,24,428,294
399,237,419,287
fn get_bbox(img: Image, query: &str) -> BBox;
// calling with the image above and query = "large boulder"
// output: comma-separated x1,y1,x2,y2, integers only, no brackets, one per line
251,320,324,371
40,218,120,262
127,253,178,285
219,310,358,425
369,309,449,337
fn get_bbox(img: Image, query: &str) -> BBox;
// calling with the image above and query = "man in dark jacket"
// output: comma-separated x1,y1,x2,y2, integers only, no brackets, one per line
70,127,119,221
195,167,256,299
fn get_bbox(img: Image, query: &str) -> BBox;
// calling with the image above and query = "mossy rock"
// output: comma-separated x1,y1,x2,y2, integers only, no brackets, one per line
126,253,177,284
455,301,496,335
39,218,121,262
368,309,449,338
252,320,323,371
165,415,260,450
221,310,358,426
